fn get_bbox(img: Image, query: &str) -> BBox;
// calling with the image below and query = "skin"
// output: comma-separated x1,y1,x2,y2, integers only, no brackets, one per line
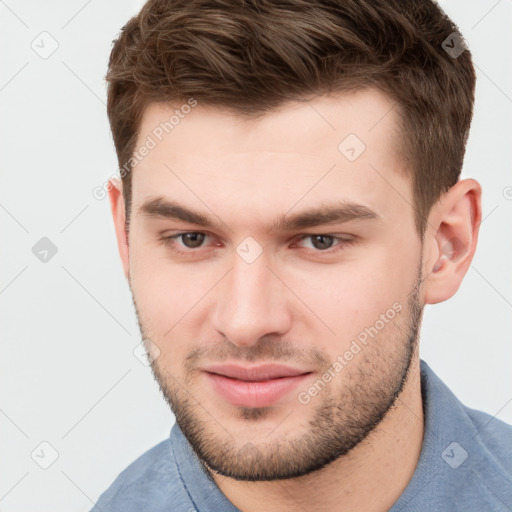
109,88,481,512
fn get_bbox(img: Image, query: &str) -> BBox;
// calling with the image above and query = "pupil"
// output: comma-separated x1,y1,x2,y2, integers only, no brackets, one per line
183,233,205,248
312,235,333,250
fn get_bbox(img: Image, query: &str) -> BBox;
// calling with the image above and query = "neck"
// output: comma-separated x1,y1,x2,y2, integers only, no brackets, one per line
207,357,424,512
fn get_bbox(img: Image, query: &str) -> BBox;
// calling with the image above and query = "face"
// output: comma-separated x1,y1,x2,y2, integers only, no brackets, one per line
121,89,426,480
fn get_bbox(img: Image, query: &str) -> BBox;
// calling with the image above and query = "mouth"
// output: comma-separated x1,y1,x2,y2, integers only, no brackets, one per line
202,363,313,408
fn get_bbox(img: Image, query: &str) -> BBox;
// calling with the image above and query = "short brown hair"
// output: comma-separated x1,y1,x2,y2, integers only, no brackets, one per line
106,0,475,236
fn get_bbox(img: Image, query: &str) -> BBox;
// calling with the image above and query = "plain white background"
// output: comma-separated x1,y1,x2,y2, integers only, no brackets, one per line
0,1,511,510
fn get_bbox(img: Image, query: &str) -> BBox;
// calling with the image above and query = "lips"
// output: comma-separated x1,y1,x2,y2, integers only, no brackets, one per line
203,363,310,381
203,363,313,407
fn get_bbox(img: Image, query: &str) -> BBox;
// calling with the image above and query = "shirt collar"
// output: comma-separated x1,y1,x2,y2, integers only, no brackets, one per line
171,419,241,511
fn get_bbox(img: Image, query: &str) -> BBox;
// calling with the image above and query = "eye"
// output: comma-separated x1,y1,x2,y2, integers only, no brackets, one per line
162,232,210,250
303,235,336,250
294,234,353,252
179,232,206,248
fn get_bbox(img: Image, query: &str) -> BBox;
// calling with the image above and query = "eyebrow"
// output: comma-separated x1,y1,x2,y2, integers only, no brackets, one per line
139,197,226,231
138,197,379,232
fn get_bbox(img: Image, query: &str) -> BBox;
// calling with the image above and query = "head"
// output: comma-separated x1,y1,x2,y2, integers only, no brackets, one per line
106,0,481,481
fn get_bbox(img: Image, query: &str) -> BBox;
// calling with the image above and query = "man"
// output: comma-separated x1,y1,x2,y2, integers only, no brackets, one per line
93,0,512,510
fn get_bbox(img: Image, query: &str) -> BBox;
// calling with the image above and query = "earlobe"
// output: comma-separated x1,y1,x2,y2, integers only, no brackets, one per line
108,178,130,280
423,179,482,304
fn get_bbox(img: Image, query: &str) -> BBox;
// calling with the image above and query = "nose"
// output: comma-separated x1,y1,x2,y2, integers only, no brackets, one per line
210,254,293,347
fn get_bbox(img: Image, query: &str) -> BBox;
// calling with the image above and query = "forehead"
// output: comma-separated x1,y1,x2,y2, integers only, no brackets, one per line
130,89,411,231
137,88,401,159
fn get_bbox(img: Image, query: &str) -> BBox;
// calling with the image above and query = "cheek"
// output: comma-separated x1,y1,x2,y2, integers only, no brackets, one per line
281,246,417,341
129,260,204,372
129,243,224,339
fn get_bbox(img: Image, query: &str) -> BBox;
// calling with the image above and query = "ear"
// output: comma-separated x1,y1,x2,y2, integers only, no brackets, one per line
108,178,130,280
422,179,482,305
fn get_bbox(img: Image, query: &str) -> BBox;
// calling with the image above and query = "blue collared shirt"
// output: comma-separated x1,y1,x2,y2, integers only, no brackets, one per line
92,360,512,511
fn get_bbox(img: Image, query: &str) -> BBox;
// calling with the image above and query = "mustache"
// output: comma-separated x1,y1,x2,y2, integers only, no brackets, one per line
183,337,329,368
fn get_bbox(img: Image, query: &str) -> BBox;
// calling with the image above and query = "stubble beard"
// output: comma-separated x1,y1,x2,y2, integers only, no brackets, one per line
131,268,424,481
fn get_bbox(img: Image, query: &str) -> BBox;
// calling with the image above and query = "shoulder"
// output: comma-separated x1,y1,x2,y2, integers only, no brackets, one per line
91,437,193,512
421,360,512,473
448,405,512,511
410,361,512,510
463,404,512,475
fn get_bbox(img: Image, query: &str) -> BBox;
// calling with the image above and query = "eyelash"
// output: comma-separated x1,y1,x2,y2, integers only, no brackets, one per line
160,232,354,255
